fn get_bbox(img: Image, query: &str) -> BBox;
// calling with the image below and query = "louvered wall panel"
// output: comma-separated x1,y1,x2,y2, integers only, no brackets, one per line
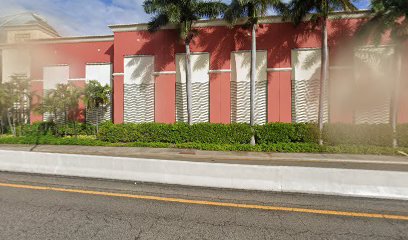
176,53,210,123
230,51,267,124
124,84,154,123
354,47,394,124
291,49,328,123
123,56,155,123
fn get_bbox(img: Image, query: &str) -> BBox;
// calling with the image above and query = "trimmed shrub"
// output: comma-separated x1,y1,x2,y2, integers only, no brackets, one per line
98,122,253,144
98,122,319,145
255,123,319,144
19,122,96,137
323,124,394,147
397,124,408,147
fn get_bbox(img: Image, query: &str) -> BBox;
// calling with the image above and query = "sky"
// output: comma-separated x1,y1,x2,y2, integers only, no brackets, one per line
0,0,371,36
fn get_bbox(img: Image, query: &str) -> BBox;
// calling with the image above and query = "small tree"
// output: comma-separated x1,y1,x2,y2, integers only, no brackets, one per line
0,76,31,136
36,83,83,136
144,0,227,125
84,80,111,134
0,82,16,135
224,0,286,146
286,0,358,145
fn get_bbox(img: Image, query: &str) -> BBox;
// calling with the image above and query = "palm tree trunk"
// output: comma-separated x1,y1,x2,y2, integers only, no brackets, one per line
318,17,329,145
250,24,257,146
391,48,402,148
96,107,100,135
7,112,15,136
185,43,193,125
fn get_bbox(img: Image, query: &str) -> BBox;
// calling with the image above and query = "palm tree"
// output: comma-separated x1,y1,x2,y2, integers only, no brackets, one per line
358,0,408,147
8,75,32,127
0,82,16,135
143,0,227,125
84,80,111,134
36,83,83,136
224,0,286,146
286,0,358,145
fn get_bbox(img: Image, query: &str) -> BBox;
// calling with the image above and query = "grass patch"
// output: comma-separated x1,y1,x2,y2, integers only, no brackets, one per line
1,135,407,156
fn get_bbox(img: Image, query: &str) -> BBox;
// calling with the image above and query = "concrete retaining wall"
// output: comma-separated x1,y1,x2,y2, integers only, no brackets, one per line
1,150,408,200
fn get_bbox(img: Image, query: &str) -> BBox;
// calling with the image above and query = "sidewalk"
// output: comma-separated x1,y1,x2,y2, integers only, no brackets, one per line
0,144,407,171
1,144,408,200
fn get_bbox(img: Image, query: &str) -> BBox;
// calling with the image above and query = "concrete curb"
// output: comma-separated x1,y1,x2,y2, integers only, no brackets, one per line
1,150,408,200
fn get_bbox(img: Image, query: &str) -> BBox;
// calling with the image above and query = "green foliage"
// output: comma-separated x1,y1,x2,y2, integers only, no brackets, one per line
255,123,319,144
14,122,96,137
143,0,227,43
1,134,407,155
322,124,394,147
0,135,107,146
35,83,83,123
84,80,111,109
98,122,320,145
3,121,408,156
98,122,253,144
397,124,408,147
358,0,408,44
0,76,32,135
285,0,358,25
224,0,286,26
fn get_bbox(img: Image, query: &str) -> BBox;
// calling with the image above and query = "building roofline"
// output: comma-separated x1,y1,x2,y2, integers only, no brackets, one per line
28,34,114,44
109,10,372,32
3,24,60,37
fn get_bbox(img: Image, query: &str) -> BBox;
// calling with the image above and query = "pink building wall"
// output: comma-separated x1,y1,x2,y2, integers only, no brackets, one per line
29,15,408,125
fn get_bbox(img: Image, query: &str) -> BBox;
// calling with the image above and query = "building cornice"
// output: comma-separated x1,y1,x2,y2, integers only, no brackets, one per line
3,23,60,37
109,11,372,33
29,35,114,44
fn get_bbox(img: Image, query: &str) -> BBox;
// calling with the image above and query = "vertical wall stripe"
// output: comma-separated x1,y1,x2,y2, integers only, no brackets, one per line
353,46,394,124
231,51,267,125
123,56,155,123
176,53,210,123
291,49,328,123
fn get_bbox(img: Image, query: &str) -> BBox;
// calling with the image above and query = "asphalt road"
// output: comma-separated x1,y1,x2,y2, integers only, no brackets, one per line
0,172,407,240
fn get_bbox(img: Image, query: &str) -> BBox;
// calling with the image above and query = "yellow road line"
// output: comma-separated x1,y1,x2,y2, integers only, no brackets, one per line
0,182,407,221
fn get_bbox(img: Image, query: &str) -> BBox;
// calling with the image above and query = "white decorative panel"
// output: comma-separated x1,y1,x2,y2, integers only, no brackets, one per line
124,56,154,84
2,48,31,82
124,56,155,123
354,46,394,124
85,63,112,124
176,53,210,123
231,51,267,124
43,65,69,90
86,63,112,86
176,53,210,83
292,49,328,123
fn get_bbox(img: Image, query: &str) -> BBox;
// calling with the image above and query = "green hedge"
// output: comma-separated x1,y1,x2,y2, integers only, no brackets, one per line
18,122,96,137
98,122,319,145
4,121,408,149
255,123,319,144
1,135,407,155
98,122,408,147
322,124,407,147
98,122,254,144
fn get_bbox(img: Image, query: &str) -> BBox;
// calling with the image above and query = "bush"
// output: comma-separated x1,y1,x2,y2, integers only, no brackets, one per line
18,122,96,137
255,123,319,144
98,122,319,145
98,122,253,144
397,124,408,147
323,124,394,147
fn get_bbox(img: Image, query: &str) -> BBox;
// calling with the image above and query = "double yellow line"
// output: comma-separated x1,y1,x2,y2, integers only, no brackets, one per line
1,182,408,221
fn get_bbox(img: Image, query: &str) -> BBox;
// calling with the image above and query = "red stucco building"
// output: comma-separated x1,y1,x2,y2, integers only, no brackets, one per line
22,12,408,125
